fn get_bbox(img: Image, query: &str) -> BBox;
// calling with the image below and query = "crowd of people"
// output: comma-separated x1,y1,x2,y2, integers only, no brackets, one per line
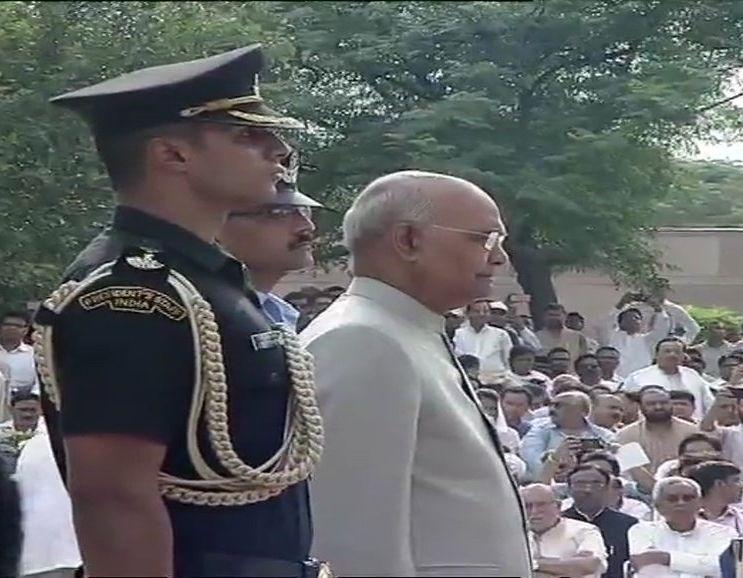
4,41,743,578
413,292,743,577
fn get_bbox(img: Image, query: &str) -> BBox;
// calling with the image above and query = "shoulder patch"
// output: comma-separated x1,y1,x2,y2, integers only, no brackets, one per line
78,286,187,321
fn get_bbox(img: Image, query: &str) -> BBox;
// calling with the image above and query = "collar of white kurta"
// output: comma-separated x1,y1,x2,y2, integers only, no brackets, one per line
347,277,445,334
0,342,33,354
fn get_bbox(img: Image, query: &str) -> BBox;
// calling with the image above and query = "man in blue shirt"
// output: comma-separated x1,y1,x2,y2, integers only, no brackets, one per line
521,390,615,480
221,152,326,330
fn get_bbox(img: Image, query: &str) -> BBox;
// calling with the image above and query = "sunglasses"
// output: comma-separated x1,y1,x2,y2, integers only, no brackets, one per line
663,493,697,504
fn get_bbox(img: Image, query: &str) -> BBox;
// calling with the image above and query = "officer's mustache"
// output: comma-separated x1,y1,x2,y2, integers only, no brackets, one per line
288,230,315,250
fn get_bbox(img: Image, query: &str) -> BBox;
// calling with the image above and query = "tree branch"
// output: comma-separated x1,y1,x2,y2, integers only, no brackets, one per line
695,90,743,114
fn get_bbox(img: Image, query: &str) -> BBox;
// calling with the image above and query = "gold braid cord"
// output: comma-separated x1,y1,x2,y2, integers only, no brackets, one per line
33,261,324,507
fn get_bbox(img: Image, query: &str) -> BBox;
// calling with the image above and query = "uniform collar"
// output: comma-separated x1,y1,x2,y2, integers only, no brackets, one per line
112,206,234,273
347,277,445,335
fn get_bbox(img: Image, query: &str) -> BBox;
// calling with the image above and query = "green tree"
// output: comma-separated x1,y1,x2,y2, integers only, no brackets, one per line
277,0,743,320
656,160,743,226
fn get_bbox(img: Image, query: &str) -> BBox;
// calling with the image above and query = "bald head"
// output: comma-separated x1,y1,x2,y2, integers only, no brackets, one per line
521,483,561,532
340,170,508,314
343,170,495,252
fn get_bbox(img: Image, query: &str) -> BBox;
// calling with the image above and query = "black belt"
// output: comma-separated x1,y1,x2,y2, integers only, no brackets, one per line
182,553,331,578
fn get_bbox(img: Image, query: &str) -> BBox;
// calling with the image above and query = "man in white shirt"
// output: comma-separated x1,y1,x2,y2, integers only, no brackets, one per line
623,338,715,421
15,421,81,578
629,476,736,577
597,293,671,378
694,322,735,379
522,483,607,578
454,300,513,380
219,151,325,330
301,171,532,576
0,311,38,395
700,391,743,469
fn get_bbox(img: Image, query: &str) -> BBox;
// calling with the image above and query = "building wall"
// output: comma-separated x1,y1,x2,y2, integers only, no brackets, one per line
277,227,743,329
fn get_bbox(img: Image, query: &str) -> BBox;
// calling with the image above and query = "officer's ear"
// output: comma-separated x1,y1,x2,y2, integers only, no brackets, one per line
146,127,202,177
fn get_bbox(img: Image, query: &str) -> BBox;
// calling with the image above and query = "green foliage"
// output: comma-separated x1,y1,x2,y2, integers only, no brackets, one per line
656,161,743,227
687,304,743,342
1,0,743,311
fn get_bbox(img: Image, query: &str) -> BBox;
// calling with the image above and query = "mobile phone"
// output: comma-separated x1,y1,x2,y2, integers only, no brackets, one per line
578,438,605,452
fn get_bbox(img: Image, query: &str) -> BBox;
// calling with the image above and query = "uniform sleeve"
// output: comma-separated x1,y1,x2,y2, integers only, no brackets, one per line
303,324,421,577
520,423,550,479
53,275,194,443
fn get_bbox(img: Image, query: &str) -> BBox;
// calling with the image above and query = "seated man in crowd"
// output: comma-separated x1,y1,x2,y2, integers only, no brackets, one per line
488,301,520,346
507,345,552,390
457,354,482,388
687,460,743,535
0,392,42,473
589,393,625,431
547,347,573,379
622,338,715,421
616,387,698,487
700,390,743,471
709,354,743,391
563,464,638,578
575,354,617,391
608,477,652,521
521,391,615,480
670,390,697,423
629,476,736,577
565,312,600,352
684,349,716,383
597,292,670,379
501,386,533,437
522,483,607,578
655,432,723,480
695,321,735,379
596,346,622,385
474,388,521,454
617,391,641,428
537,304,589,364
454,299,513,381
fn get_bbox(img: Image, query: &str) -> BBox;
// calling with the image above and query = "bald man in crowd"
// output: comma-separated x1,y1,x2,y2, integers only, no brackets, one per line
301,171,532,576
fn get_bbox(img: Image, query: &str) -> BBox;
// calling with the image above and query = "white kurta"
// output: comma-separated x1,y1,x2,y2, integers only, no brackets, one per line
301,277,532,577
453,323,512,376
628,519,735,577
15,423,81,575
622,365,715,421
596,310,671,378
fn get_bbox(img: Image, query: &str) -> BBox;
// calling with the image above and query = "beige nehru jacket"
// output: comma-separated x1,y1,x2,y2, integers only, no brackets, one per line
301,277,533,577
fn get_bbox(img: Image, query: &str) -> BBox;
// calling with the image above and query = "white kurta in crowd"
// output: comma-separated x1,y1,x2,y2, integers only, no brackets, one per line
530,517,607,578
301,277,532,577
662,301,701,344
621,365,715,421
0,342,39,393
596,309,670,378
14,422,81,576
453,322,512,376
628,519,735,578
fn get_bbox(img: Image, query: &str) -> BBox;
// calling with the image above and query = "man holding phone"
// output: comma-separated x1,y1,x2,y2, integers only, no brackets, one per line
521,391,616,480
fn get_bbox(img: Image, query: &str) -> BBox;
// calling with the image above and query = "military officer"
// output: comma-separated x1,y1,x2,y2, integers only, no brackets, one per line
220,151,326,330
33,46,325,577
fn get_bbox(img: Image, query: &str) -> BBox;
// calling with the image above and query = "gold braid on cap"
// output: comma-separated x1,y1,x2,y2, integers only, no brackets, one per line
33,259,324,506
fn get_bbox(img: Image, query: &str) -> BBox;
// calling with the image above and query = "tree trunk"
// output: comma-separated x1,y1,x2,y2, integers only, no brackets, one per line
508,244,558,330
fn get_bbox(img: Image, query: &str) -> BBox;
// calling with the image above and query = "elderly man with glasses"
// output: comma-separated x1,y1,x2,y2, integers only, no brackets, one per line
301,170,532,576
629,476,736,577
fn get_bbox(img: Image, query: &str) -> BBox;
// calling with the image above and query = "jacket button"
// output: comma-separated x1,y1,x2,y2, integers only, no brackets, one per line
269,372,281,384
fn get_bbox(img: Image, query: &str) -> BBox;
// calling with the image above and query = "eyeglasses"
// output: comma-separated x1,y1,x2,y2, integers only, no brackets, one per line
570,480,607,489
663,493,697,503
230,206,313,220
430,225,506,252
